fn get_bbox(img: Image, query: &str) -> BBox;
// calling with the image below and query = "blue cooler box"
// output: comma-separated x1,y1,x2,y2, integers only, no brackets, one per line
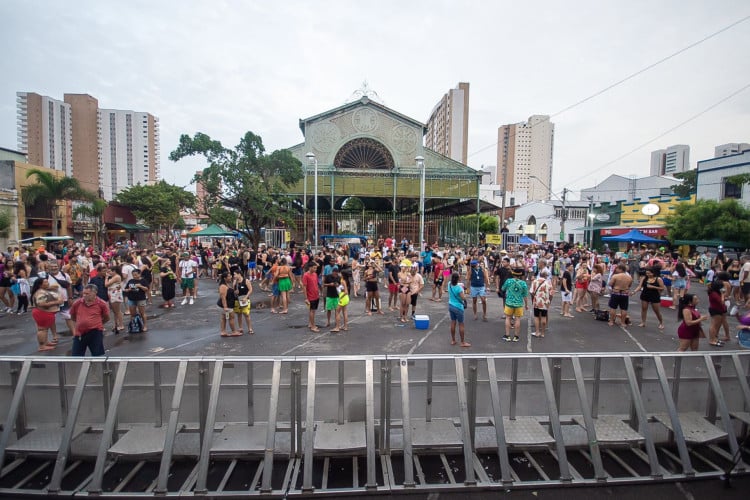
414,315,429,329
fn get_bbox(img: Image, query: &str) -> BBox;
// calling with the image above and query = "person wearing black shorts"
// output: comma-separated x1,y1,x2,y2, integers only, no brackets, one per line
607,264,633,327
363,264,383,315
631,267,665,330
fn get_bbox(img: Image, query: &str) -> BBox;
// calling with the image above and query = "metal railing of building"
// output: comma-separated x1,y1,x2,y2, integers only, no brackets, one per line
0,352,748,496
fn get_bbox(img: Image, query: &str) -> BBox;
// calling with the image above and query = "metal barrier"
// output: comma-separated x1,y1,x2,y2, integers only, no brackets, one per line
0,352,748,496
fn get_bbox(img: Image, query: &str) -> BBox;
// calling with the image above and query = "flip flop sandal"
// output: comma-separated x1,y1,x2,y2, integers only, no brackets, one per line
220,332,230,337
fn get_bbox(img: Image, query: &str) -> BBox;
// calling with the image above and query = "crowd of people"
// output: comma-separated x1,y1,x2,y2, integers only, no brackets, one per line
0,235,749,356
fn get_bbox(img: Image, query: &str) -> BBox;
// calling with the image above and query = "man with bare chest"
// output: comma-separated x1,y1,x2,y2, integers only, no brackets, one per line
607,264,633,327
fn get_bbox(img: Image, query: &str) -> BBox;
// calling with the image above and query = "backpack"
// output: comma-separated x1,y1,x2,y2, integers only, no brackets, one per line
593,309,609,322
128,314,144,334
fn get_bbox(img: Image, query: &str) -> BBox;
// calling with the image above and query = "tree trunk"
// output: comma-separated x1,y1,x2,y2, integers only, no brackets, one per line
51,204,59,237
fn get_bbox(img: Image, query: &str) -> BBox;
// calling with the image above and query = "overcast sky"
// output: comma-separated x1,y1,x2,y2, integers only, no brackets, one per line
2,0,749,199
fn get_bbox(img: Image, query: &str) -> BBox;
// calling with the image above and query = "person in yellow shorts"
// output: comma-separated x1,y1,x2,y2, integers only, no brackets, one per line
501,268,529,342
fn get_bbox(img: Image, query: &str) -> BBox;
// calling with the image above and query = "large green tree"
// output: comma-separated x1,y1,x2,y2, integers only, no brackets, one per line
670,169,697,198
169,131,303,247
115,181,195,232
665,198,750,248
21,169,96,236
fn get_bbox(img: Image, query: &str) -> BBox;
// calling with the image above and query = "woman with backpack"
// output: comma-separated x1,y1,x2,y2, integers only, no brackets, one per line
124,268,149,333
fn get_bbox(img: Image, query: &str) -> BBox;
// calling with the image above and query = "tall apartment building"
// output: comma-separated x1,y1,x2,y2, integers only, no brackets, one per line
650,144,690,176
16,92,73,175
496,115,554,202
715,143,750,157
98,109,160,201
16,92,160,200
425,82,469,164
64,94,100,194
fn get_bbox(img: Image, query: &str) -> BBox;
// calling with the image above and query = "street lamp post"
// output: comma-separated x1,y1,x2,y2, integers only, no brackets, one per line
305,152,318,248
303,159,308,243
416,155,425,252
530,175,567,243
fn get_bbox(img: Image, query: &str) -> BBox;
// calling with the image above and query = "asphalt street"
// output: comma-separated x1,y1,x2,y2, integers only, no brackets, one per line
0,277,744,357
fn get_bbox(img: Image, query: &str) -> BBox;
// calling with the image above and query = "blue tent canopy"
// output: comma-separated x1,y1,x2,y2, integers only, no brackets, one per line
601,229,664,243
519,236,541,245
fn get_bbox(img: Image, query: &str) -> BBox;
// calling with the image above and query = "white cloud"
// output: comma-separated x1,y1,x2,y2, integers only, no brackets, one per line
1,0,748,196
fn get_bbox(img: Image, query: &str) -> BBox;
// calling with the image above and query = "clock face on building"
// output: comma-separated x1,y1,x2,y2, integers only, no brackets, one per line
641,203,660,216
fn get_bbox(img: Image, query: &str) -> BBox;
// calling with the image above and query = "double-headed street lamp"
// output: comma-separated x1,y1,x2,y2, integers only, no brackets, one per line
305,152,318,248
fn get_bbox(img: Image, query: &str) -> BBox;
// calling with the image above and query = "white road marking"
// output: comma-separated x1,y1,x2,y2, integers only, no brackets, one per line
621,325,647,352
526,309,533,353
408,313,447,355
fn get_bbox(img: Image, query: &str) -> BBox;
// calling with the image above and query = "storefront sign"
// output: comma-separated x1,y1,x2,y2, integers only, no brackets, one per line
600,227,667,236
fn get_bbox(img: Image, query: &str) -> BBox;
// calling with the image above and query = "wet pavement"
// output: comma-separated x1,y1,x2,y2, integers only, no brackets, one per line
0,278,744,357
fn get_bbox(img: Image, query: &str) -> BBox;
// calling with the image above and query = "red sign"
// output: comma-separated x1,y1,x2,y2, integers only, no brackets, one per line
600,227,668,236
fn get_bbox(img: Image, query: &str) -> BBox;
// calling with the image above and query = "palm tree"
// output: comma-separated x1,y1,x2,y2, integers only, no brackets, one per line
73,198,108,249
22,169,96,236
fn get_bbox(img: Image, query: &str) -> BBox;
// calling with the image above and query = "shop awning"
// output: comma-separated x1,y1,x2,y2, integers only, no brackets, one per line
110,223,150,231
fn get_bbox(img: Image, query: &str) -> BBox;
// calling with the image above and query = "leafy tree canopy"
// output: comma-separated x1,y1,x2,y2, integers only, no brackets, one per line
115,180,195,230
458,214,499,234
665,198,750,248
670,169,697,198
169,131,303,247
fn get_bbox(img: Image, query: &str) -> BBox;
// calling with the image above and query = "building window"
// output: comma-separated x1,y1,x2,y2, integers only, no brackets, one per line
723,177,742,199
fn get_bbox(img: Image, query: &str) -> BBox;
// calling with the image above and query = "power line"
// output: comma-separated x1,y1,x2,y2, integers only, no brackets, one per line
564,81,750,188
467,14,750,159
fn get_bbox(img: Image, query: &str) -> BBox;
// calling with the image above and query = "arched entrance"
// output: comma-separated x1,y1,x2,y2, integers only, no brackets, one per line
333,138,394,170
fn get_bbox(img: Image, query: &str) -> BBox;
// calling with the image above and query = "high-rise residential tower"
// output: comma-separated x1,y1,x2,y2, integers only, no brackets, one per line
98,109,160,200
16,92,73,175
496,115,554,202
64,94,100,194
650,144,690,176
425,82,469,164
16,92,160,200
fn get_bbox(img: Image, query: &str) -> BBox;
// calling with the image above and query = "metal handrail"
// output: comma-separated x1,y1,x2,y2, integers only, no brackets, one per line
0,352,747,496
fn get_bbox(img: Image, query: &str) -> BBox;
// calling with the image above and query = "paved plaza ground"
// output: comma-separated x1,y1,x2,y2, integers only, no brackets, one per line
0,277,744,357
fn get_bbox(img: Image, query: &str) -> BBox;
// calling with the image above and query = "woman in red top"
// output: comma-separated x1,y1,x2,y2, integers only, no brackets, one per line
676,293,708,352
706,280,727,346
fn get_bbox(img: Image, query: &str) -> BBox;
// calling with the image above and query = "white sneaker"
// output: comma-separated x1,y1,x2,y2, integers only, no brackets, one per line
729,305,738,316
181,297,187,305
189,297,194,305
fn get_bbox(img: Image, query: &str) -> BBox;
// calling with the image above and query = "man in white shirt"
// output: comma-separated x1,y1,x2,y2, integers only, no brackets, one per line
178,252,198,305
